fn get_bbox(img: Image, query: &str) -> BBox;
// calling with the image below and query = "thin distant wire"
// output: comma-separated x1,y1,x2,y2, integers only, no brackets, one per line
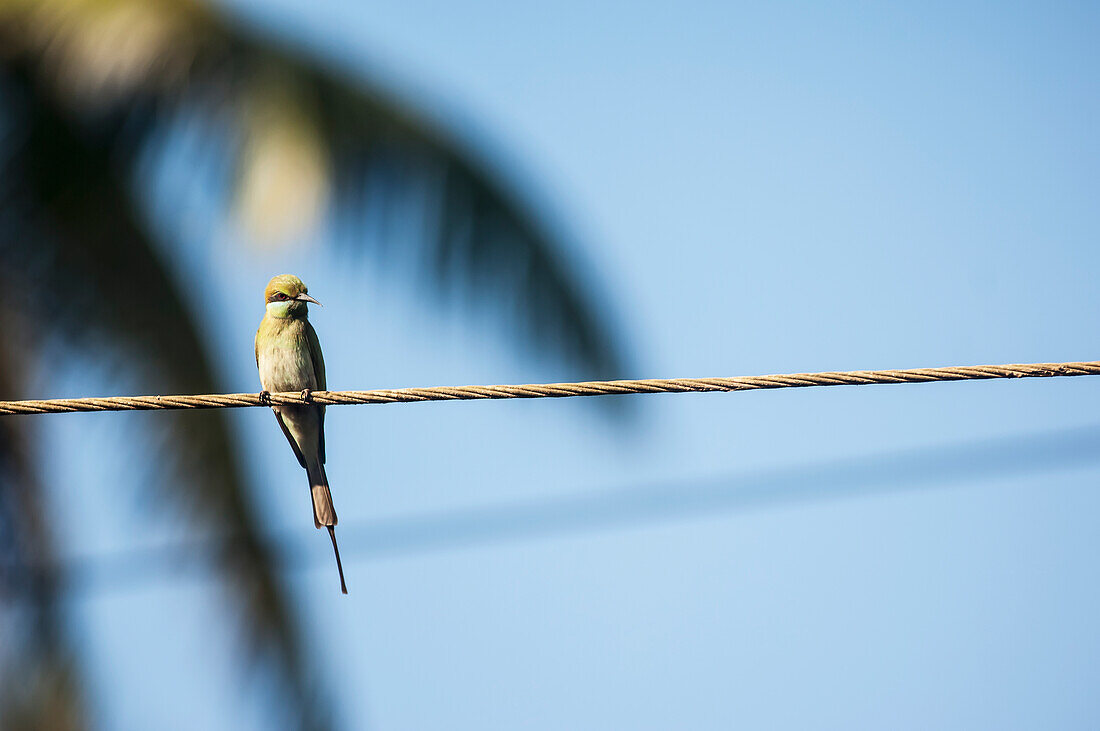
1,361,1098,415
14,422,1100,595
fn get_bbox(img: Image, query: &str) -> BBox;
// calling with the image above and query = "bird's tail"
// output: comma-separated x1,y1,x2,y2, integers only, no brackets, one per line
328,526,347,595
307,461,347,594
307,460,337,528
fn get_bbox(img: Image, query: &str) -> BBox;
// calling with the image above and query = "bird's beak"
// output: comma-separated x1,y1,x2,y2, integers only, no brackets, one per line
296,293,322,306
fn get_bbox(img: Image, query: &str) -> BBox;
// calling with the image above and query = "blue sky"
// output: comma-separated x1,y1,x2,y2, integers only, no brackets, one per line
38,1,1100,729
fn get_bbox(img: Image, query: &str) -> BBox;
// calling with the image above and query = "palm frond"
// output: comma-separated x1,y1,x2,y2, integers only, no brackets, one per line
0,58,326,730
244,36,628,377
2,0,629,378
0,334,87,731
0,0,633,724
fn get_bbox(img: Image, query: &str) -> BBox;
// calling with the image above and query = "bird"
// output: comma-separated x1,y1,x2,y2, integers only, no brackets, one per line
255,274,347,594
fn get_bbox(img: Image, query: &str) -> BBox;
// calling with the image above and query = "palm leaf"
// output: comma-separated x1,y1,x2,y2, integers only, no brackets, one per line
0,335,87,731
0,0,632,725
0,58,326,730
1,0,629,378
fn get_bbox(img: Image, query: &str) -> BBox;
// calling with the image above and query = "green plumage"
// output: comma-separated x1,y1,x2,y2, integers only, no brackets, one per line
255,274,346,593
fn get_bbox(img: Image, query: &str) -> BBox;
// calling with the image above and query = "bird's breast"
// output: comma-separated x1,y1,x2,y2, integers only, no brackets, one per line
257,333,318,393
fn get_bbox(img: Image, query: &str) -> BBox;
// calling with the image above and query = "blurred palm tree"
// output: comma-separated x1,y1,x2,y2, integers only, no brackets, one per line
0,0,627,728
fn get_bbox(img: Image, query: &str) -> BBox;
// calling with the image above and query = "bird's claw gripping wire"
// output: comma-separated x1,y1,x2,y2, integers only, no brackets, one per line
257,389,311,406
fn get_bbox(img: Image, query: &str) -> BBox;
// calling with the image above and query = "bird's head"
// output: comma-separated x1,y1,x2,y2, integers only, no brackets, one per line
264,274,321,319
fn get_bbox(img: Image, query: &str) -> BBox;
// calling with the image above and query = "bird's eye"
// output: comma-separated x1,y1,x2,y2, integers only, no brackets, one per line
273,292,288,301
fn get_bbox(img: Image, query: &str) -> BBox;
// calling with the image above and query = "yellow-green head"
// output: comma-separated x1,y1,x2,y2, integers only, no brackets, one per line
264,274,321,319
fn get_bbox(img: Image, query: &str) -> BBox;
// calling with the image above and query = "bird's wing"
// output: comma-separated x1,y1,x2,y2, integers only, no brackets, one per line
254,318,267,369
305,321,326,391
274,411,308,468
305,321,327,463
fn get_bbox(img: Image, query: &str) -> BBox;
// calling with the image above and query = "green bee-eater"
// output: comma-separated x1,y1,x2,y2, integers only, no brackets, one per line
255,274,347,594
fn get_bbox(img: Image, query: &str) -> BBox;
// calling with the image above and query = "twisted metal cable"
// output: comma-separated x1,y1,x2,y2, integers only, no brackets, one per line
1,361,1098,416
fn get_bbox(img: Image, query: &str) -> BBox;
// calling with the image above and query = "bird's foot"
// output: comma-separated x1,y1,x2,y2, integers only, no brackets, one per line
300,388,313,402
258,390,271,406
